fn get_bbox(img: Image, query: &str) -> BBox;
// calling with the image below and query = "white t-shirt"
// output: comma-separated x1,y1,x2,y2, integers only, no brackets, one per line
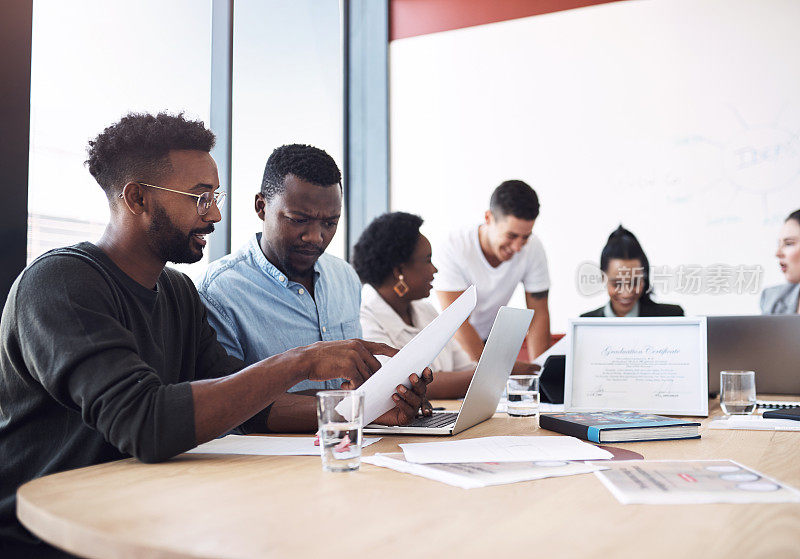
432,225,550,339
360,284,475,373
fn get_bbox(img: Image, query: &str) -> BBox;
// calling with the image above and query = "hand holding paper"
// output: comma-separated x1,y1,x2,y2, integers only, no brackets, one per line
373,367,434,426
338,286,477,424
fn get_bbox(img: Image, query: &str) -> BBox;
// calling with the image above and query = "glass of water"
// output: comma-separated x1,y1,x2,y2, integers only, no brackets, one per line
506,375,540,418
316,390,364,472
720,370,756,415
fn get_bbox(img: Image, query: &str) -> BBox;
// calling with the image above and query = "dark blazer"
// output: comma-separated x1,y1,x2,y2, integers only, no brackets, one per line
760,283,800,315
581,298,684,318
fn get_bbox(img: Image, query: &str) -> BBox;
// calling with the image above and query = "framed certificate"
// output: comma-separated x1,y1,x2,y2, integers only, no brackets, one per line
564,317,708,416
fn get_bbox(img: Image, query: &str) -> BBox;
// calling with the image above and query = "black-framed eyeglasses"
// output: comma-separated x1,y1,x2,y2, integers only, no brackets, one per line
118,182,226,216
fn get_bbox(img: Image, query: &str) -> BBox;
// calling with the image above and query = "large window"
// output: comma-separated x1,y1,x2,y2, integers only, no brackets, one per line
27,0,345,281
28,0,212,277
231,0,344,257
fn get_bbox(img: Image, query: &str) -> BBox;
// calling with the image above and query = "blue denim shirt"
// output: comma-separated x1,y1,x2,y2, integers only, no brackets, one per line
196,233,362,392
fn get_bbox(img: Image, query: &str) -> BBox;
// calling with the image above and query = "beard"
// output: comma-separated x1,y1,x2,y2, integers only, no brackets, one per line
280,248,319,278
265,241,323,279
147,204,212,264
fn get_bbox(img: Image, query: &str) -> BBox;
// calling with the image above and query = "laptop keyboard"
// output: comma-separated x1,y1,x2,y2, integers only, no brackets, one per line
406,412,459,428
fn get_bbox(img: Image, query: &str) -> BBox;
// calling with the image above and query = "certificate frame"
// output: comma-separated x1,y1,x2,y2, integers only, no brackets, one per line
564,317,708,416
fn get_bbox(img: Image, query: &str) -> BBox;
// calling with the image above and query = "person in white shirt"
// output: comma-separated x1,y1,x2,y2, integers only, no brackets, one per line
352,212,475,398
434,180,551,361
352,212,538,398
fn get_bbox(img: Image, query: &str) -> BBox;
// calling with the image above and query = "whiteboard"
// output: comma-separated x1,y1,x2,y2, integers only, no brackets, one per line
389,0,800,331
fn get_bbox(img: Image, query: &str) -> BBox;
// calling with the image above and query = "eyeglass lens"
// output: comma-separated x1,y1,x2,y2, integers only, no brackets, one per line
197,191,226,215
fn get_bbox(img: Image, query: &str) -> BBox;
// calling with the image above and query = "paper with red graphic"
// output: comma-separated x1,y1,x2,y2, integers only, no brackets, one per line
591,460,800,504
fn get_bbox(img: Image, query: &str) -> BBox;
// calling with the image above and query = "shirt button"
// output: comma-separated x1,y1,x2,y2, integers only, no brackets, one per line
278,275,285,282
298,288,305,295
322,326,327,333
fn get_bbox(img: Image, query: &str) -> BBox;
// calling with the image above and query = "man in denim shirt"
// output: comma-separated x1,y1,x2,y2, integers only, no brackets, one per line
198,144,431,431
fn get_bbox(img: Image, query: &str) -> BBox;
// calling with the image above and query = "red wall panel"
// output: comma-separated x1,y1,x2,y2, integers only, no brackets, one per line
390,0,624,41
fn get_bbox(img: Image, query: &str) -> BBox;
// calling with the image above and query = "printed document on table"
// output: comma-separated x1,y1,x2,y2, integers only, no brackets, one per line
185,435,381,456
399,436,613,464
339,285,477,424
363,453,605,489
708,416,800,431
591,460,800,504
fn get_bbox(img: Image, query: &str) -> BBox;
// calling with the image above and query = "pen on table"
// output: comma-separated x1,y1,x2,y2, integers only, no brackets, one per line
432,406,445,411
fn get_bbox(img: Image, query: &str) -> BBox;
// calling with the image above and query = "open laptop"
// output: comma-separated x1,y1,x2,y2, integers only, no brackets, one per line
364,306,534,435
707,314,800,396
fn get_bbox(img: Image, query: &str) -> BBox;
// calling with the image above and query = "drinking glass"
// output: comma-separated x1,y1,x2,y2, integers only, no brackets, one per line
720,370,756,415
316,390,364,472
506,375,540,417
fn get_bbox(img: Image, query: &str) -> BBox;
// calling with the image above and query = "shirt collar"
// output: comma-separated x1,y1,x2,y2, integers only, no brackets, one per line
603,300,639,318
249,233,321,288
362,283,419,334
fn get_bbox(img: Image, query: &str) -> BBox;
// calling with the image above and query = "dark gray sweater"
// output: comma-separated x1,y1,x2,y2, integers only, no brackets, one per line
0,243,245,553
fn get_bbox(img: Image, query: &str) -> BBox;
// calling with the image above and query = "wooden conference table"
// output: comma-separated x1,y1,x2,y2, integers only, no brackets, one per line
17,398,800,559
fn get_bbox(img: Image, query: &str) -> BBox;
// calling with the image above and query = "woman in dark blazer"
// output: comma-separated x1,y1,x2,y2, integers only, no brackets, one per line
760,209,800,315
581,226,684,318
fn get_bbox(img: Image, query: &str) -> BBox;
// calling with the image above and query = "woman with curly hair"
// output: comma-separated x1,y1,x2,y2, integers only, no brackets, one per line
351,212,476,398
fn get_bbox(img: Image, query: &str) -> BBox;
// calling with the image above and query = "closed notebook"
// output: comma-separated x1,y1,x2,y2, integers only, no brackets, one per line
762,408,800,421
539,411,700,443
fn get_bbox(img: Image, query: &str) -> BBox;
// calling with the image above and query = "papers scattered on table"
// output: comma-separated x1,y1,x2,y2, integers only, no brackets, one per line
591,460,800,504
185,435,381,456
399,436,613,464
363,453,605,489
708,416,800,432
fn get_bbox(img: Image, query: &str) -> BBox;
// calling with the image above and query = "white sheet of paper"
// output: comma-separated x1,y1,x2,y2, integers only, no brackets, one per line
399,435,613,464
708,416,800,432
565,317,708,416
496,400,564,414
185,435,381,456
338,285,477,424
591,460,800,504
362,452,604,489
532,335,568,367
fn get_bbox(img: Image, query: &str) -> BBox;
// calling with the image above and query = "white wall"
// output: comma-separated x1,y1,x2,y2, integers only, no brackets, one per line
390,0,800,331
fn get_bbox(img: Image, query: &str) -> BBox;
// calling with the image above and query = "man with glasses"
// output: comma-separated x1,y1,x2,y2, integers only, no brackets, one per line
197,144,433,432
0,113,429,558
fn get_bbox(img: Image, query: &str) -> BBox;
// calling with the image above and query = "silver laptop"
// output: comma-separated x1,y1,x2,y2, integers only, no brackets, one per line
707,314,800,395
364,306,534,435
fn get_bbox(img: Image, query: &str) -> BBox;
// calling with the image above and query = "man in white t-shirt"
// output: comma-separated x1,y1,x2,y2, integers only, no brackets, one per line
433,180,551,361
